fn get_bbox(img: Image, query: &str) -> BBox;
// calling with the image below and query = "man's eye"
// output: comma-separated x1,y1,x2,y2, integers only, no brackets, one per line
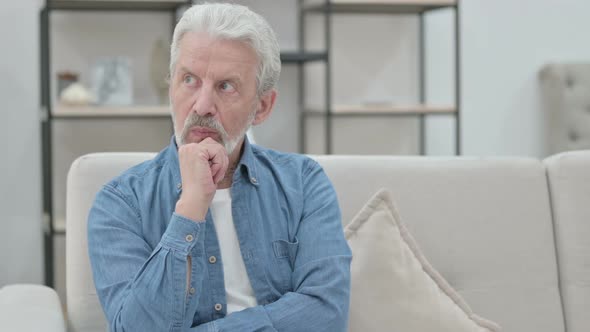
220,82,235,92
183,75,196,85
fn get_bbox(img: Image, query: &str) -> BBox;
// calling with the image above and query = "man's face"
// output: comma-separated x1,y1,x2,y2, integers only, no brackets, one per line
169,31,261,154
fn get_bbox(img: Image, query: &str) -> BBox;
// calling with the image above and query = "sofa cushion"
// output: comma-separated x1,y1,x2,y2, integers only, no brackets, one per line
345,189,500,331
544,150,590,332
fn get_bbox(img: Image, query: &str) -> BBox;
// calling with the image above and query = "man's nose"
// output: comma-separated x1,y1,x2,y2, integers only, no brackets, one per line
193,83,217,117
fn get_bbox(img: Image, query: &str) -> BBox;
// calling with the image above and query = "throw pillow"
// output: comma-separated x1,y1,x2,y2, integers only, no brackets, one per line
345,189,501,331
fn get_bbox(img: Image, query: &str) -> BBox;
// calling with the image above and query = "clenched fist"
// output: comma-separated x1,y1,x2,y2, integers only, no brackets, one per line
174,138,229,221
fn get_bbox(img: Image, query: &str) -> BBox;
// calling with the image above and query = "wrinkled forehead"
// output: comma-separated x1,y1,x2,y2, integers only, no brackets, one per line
176,31,259,77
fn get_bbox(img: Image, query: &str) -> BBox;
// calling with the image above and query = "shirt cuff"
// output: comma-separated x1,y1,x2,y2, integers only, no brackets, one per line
160,213,204,253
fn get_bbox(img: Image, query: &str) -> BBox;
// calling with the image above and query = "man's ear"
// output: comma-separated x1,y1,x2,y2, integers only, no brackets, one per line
252,90,277,125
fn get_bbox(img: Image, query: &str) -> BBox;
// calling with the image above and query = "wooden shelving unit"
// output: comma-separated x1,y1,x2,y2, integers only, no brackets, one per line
39,0,194,288
299,0,461,155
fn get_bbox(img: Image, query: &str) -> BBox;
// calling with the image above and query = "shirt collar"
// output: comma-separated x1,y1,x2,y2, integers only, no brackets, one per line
168,135,259,194
237,135,259,186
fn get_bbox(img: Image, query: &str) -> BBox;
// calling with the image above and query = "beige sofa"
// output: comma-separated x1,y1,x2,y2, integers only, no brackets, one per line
1,150,589,332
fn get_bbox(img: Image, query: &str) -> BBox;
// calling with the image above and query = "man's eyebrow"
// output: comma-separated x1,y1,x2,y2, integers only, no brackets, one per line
179,66,196,76
222,74,243,83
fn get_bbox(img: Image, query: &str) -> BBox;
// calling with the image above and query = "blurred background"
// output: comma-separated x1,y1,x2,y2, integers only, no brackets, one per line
2,0,590,309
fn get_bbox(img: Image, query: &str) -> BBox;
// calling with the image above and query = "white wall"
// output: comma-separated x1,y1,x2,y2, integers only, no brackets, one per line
459,0,590,157
425,8,456,155
0,0,44,286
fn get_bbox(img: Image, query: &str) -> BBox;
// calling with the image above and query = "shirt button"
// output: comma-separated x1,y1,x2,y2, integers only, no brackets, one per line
185,234,194,242
250,177,257,184
189,287,196,295
177,183,182,189
208,256,217,264
214,303,223,311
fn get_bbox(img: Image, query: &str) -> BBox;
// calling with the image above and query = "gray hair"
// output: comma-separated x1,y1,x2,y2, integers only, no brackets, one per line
170,2,281,96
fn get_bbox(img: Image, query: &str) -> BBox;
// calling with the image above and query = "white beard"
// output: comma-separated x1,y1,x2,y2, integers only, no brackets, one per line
171,106,256,155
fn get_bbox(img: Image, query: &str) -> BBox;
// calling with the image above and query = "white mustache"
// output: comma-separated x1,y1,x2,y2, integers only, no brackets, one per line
183,113,227,137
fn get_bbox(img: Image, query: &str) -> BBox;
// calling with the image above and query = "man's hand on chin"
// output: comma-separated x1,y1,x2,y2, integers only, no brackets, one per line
175,137,229,221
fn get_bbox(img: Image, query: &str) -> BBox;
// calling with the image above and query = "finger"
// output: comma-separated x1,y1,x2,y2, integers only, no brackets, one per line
214,152,230,184
211,163,223,184
206,144,227,184
211,156,226,184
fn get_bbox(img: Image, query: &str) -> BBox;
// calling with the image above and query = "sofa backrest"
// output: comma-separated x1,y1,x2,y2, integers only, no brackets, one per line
316,156,564,332
66,153,155,332
544,150,590,332
66,153,566,332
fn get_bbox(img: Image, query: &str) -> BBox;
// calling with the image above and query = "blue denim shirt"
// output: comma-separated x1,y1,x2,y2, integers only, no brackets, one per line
88,136,352,332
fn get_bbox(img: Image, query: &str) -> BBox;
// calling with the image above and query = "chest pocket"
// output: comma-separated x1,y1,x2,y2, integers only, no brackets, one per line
270,237,299,291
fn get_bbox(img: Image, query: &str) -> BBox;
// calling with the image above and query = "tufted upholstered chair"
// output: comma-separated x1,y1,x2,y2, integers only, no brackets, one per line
539,63,590,155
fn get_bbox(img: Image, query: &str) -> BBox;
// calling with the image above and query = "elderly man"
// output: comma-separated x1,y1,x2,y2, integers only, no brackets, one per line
87,3,351,331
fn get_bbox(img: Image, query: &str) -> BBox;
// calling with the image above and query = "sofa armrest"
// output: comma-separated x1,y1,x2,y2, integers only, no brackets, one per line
0,284,66,332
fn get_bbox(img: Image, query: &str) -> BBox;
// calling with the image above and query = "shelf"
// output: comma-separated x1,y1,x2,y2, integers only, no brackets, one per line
52,105,171,118
47,0,189,11
304,104,456,116
304,0,457,14
281,52,328,64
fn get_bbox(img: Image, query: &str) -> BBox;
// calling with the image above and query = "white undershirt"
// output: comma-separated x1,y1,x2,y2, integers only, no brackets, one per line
210,189,258,314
